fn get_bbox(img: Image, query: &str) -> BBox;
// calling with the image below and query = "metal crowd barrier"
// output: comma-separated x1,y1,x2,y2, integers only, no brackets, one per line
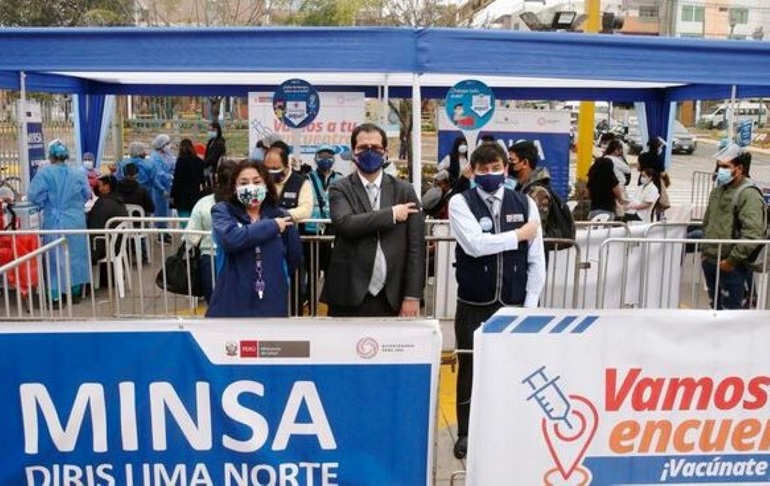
3,217,766,321
690,170,715,220
597,234,770,310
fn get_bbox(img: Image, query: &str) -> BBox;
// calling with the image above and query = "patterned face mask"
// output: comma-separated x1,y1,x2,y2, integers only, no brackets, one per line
235,183,267,207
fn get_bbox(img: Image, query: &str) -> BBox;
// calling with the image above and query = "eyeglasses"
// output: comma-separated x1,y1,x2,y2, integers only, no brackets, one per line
355,144,385,154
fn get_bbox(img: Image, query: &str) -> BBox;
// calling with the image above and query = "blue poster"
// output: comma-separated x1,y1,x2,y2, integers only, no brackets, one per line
438,129,571,200
737,120,752,147
0,322,438,485
444,80,495,130
273,79,320,129
26,122,45,181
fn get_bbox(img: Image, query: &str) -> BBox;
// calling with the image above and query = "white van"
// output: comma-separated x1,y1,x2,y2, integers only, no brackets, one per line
702,102,768,129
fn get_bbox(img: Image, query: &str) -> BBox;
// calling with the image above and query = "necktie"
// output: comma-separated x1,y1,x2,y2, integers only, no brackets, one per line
486,195,499,219
367,183,387,295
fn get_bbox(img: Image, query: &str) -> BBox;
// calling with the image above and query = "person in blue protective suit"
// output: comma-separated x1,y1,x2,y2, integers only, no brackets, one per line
116,141,153,185
205,160,302,318
28,140,92,302
149,134,175,243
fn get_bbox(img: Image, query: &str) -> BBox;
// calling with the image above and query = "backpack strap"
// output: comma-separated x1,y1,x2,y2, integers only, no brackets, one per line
731,180,763,238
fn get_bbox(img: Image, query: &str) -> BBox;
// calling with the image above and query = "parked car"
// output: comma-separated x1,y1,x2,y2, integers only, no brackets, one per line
671,121,697,155
625,121,696,156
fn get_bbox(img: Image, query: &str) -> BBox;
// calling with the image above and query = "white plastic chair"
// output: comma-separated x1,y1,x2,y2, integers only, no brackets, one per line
590,213,612,223
94,221,133,298
125,204,153,264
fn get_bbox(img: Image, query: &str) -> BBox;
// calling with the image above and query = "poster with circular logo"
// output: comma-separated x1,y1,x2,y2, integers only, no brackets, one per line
273,79,320,129
445,80,495,131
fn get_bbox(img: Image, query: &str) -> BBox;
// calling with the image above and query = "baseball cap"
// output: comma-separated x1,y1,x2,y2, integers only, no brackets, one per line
316,144,336,155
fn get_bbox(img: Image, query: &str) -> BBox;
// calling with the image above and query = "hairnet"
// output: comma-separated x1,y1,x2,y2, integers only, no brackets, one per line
47,139,69,161
152,134,171,150
128,141,147,158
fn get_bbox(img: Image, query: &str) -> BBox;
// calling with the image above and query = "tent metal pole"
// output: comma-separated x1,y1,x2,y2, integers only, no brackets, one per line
411,73,422,198
728,85,737,139
382,74,390,126
18,71,30,197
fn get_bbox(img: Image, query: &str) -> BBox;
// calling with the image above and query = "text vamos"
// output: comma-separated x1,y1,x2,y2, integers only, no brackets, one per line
604,368,770,455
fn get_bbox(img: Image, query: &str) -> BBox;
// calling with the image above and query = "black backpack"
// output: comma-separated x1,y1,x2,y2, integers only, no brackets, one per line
529,183,576,251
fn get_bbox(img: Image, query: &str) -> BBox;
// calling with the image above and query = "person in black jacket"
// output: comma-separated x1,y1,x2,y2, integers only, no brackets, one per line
204,121,226,187
88,175,128,263
171,138,205,221
116,163,154,216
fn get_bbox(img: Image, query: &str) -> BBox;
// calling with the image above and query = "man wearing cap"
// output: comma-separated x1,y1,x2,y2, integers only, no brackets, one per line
423,170,451,219
87,175,128,263
701,144,766,310
304,145,343,312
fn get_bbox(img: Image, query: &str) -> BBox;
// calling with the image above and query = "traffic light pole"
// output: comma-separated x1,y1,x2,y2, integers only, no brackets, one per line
576,0,601,181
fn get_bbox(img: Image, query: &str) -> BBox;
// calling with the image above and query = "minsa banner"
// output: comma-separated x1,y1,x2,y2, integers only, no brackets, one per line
468,309,770,485
0,319,440,486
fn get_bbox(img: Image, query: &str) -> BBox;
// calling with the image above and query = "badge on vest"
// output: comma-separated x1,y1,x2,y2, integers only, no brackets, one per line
284,192,297,199
479,217,494,232
507,213,525,223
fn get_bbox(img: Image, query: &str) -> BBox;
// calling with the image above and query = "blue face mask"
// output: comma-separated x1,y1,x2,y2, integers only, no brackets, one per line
474,171,506,193
316,157,334,172
716,167,734,187
207,130,217,140
355,150,384,175
269,168,286,184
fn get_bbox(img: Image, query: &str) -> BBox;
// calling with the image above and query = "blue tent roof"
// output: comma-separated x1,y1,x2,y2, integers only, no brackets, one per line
0,27,768,100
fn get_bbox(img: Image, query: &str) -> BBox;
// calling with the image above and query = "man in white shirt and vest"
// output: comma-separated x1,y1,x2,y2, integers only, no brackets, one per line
448,142,546,459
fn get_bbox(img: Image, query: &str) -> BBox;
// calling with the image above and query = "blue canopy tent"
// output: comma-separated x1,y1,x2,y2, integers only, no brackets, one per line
2,27,770,193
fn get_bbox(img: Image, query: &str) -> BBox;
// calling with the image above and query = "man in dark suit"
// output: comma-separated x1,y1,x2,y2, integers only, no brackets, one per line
324,123,425,317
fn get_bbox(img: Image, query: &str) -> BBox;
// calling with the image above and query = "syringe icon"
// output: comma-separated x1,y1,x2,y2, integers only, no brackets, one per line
522,366,573,430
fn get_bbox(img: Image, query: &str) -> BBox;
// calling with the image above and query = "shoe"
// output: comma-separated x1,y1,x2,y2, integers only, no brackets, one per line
453,436,467,460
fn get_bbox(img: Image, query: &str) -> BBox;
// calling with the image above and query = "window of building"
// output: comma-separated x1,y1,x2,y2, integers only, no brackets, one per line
730,8,749,25
680,32,704,38
681,5,705,22
639,6,659,18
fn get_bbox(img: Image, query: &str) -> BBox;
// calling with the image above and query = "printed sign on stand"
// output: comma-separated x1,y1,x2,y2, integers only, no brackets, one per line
249,92,364,174
445,80,495,131
0,319,441,485
273,79,320,129
18,100,45,182
467,309,770,485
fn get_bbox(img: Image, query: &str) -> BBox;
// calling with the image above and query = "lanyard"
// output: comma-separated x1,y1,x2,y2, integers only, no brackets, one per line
254,247,265,299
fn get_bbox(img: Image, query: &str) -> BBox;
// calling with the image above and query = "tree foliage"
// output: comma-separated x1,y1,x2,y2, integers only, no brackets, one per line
0,0,134,26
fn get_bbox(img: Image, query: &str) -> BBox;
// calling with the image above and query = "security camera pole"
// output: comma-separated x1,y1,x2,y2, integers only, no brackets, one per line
576,0,600,181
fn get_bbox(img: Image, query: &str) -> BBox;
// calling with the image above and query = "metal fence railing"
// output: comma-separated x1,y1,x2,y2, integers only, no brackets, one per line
2,218,769,321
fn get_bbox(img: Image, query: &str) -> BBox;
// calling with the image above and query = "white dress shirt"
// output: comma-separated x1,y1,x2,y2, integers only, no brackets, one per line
357,170,383,202
448,186,546,308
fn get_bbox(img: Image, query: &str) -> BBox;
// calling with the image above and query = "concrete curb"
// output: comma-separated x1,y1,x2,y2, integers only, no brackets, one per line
697,137,770,156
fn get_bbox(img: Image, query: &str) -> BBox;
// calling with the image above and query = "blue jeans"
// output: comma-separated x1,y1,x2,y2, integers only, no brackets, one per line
701,259,751,310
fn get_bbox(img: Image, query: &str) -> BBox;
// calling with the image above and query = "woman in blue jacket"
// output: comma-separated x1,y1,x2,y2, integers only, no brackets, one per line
206,160,302,318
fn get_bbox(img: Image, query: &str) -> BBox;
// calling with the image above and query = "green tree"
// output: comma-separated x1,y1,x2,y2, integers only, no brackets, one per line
0,0,133,26
288,0,365,26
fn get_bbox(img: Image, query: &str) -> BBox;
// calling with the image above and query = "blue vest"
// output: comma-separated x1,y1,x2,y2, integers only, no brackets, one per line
455,188,529,306
279,171,306,210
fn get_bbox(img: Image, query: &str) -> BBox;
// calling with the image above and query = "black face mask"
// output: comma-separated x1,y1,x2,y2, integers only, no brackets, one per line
508,164,519,177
